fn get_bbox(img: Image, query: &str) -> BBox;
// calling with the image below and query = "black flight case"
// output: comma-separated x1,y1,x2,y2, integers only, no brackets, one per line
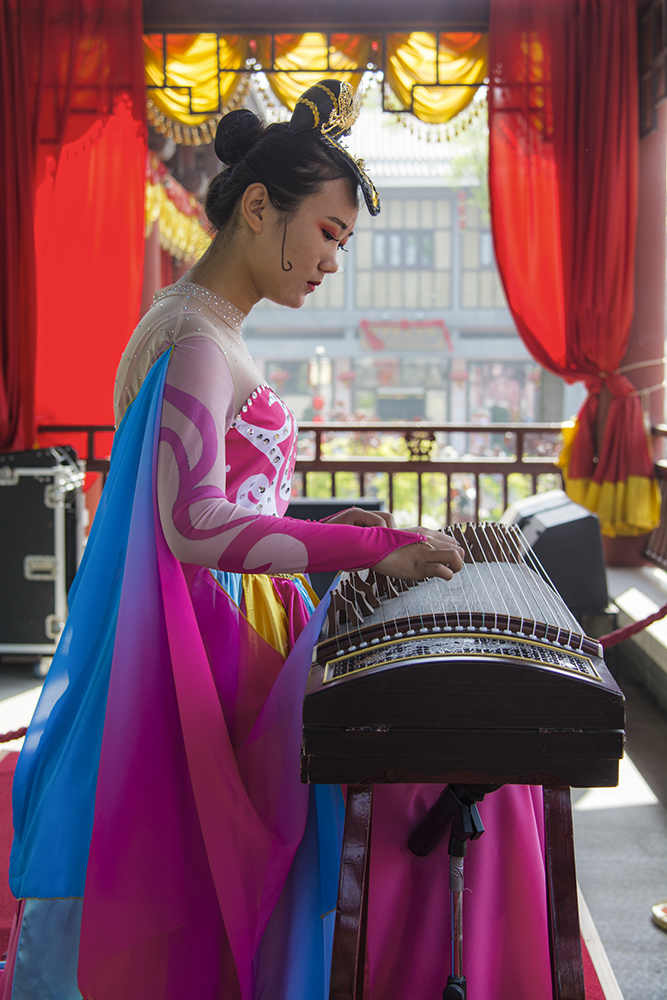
0,447,85,673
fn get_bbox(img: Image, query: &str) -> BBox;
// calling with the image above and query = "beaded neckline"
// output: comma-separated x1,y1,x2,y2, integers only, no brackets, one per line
153,282,247,334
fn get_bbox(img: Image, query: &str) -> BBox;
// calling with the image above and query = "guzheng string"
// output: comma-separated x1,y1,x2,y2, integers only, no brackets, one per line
339,574,366,653
501,523,583,650
473,522,555,640
482,523,527,633
475,522,532,635
421,554,443,632
449,526,478,631
488,522,584,650
394,576,411,638
404,564,431,637
463,524,508,632
495,523,556,638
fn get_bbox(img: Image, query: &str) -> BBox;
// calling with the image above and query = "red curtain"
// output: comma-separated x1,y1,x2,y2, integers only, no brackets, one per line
0,0,38,451
0,0,146,457
488,0,659,536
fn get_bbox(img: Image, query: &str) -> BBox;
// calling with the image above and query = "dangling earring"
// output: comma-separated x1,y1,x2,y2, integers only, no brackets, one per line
281,216,292,272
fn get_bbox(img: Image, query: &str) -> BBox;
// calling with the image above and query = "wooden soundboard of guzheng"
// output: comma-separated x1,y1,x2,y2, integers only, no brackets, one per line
301,522,625,788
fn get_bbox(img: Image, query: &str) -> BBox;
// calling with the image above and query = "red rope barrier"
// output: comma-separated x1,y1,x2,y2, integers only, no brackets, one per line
600,600,667,649
0,728,27,744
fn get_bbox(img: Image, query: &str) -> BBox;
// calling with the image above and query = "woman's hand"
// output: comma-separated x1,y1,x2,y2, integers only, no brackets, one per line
321,510,465,581
322,507,397,529
371,528,465,582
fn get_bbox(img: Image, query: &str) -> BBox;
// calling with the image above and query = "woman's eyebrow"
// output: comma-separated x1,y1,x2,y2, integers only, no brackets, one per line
326,216,354,233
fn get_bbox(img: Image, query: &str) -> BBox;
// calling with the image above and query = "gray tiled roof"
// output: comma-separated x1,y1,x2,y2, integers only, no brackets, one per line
346,83,486,184
347,106,457,179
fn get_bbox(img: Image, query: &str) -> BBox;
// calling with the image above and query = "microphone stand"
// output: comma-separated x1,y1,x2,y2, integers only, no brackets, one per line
408,784,500,1000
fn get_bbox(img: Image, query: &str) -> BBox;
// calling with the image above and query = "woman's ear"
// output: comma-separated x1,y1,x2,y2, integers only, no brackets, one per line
241,183,269,234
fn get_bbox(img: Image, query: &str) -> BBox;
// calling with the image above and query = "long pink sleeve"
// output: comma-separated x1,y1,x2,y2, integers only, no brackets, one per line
157,336,420,574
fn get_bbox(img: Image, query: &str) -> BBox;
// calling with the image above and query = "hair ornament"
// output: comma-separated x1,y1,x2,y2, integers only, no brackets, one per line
318,81,361,138
289,79,380,216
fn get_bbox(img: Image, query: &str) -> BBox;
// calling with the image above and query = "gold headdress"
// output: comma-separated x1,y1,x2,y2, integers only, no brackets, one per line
289,79,380,216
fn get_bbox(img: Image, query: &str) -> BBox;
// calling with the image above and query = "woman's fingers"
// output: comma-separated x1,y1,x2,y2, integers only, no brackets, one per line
370,540,464,581
322,507,397,529
416,538,464,577
403,526,465,559
420,535,465,572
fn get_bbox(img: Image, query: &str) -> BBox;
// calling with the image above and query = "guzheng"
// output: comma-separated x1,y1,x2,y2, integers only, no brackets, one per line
301,522,625,788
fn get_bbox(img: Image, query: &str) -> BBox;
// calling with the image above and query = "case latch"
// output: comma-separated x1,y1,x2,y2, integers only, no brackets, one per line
24,555,57,581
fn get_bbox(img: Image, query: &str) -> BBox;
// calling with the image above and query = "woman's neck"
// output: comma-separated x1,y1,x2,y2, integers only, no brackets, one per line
184,239,259,316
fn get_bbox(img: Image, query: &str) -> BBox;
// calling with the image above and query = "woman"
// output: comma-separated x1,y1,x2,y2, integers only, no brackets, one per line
2,81,551,1000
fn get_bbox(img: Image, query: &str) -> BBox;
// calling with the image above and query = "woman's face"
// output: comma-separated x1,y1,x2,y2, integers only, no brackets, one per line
258,177,359,309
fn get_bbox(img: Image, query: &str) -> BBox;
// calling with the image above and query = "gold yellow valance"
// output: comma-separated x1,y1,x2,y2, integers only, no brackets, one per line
144,32,488,143
254,33,370,110
144,33,251,143
385,33,488,125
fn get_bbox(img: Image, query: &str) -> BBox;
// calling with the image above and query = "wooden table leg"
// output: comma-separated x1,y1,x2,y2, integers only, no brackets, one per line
329,785,373,1000
543,786,585,1000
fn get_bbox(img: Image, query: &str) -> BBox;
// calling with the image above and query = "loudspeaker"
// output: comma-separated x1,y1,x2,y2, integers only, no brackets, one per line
287,497,383,598
500,489,608,614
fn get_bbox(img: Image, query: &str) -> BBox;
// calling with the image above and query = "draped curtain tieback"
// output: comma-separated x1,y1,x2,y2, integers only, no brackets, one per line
586,372,635,396
488,0,659,538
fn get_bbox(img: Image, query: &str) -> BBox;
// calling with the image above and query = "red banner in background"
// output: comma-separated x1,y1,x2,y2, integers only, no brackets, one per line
360,319,453,353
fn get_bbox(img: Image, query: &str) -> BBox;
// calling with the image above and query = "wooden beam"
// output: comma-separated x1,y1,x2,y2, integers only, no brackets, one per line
142,0,490,33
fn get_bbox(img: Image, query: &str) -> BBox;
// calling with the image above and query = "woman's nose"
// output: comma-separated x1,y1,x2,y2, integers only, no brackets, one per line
320,244,340,274
320,247,338,274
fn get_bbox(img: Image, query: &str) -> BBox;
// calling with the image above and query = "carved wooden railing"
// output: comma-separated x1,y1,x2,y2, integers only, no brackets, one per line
37,420,565,526
293,421,564,524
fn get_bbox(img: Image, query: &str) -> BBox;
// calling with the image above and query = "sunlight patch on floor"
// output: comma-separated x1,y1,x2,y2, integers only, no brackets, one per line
0,686,42,752
573,755,658,811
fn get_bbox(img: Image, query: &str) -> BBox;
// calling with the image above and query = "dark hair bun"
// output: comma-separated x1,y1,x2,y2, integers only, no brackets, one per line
214,108,263,166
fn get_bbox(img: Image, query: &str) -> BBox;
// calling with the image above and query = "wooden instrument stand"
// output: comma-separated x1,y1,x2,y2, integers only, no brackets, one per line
329,784,585,1000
